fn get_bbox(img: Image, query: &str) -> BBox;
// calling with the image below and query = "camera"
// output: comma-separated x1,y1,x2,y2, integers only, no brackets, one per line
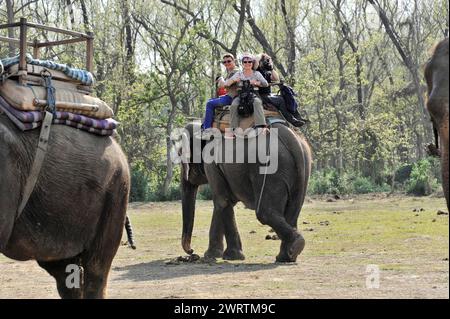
262,59,273,70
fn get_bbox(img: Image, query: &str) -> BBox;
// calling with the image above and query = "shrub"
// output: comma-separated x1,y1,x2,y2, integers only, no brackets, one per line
129,166,151,202
198,184,213,200
308,169,351,195
149,184,182,202
394,164,413,183
406,159,439,196
352,176,375,194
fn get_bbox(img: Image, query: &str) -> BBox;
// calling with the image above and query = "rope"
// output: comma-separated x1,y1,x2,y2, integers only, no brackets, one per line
256,127,272,214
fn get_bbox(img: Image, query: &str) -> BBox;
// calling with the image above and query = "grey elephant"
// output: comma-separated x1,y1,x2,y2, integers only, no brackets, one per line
0,115,130,298
424,38,449,211
177,123,311,262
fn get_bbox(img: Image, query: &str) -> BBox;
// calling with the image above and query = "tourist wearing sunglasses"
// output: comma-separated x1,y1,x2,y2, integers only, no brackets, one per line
199,53,239,138
225,53,269,138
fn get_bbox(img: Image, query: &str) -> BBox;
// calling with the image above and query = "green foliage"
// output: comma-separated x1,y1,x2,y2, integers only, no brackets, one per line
149,184,182,202
308,169,391,195
395,164,413,183
130,165,151,202
198,184,213,200
308,169,349,195
352,176,376,194
406,158,439,196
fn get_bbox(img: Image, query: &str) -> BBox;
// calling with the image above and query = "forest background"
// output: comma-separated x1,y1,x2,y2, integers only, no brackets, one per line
1,0,448,201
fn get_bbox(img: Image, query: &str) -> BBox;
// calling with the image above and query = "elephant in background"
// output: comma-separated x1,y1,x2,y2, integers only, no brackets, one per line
0,115,130,298
424,38,449,210
176,123,312,262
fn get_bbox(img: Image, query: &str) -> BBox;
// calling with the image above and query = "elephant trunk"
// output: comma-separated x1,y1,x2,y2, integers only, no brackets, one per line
181,170,198,255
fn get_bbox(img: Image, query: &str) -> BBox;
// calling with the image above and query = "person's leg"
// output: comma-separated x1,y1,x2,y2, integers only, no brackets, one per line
230,97,241,129
252,97,266,127
202,95,233,129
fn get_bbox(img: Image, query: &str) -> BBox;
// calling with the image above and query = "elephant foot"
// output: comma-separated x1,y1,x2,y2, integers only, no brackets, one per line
204,248,224,259
276,234,305,263
223,248,245,260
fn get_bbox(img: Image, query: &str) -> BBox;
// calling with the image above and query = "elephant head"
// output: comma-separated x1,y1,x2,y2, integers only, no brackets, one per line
425,38,449,210
171,123,208,255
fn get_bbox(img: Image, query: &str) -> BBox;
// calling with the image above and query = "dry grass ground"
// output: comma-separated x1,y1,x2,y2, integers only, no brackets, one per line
0,194,448,299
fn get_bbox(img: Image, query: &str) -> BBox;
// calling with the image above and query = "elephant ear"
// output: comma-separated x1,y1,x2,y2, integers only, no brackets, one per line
170,128,192,181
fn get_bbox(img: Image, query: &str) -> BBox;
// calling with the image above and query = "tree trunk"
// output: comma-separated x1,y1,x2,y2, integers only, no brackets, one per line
6,0,15,57
79,0,91,33
162,91,178,196
280,0,296,82
369,0,431,146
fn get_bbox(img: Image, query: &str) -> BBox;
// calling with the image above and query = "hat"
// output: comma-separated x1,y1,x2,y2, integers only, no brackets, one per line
241,53,255,62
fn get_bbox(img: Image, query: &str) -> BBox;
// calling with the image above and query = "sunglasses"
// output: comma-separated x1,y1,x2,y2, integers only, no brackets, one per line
242,60,253,64
222,60,233,64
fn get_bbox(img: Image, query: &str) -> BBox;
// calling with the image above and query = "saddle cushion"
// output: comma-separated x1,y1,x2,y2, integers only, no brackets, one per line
212,106,282,132
1,53,94,86
7,64,75,83
0,96,115,136
0,79,113,119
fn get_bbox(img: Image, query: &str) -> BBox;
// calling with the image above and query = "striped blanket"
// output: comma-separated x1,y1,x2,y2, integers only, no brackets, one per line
1,54,94,86
0,95,116,136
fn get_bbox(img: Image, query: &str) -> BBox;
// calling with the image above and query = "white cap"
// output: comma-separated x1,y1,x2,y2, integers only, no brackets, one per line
241,53,255,62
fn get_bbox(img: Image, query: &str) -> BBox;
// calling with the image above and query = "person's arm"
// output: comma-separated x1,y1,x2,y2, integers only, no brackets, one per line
225,72,240,87
217,76,226,88
271,69,280,82
253,71,268,87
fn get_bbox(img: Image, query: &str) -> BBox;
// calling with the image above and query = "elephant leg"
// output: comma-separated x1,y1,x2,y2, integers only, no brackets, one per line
38,257,83,299
204,206,225,259
439,126,449,211
221,204,245,260
81,259,111,299
82,181,128,298
205,163,244,260
256,192,304,262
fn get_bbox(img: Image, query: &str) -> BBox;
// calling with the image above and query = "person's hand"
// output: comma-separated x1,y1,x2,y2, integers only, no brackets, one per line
234,78,241,84
250,80,259,86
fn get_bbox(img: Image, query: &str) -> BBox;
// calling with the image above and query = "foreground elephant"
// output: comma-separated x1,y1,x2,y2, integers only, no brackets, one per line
0,115,130,298
177,123,311,262
425,38,449,210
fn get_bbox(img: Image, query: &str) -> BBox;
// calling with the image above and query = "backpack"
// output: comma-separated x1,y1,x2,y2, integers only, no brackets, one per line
279,83,299,113
237,80,255,117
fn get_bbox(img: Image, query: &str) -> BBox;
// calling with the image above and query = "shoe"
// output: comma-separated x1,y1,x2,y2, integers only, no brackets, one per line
290,118,305,127
247,126,269,138
193,130,203,139
224,130,235,139
200,128,216,140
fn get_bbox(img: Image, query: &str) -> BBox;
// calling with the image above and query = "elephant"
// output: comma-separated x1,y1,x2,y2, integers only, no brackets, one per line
0,114,130,298
176,122,311,262
424,38,449,211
